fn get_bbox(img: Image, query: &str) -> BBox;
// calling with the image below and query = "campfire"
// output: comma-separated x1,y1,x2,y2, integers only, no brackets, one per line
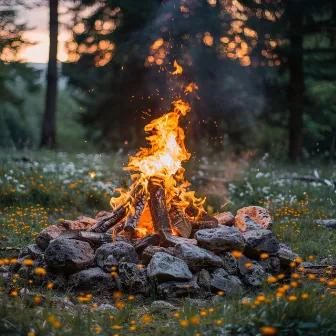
87,62,218,245
13,62,303,299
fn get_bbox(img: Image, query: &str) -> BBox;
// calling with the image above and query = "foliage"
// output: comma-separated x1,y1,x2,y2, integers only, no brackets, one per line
0,151,336,334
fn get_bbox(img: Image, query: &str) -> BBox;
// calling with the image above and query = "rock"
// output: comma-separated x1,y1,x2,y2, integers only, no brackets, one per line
237,255,266,287
141,245,174,264
147,252,192,283
62,220,90,231
277,243,299,267
95,242,138,272
95,304,119,315
36,225,65,250
243,229,280,257
210,268,243,296
133,234,161,254
118,262,150,295
259,256,280,275
234,215,262,232
214,212,235,226
197,269,211,291
69,267,115,290
320,258,336,266
220,252,238,275
235,206,273,232
19,288,31,297
195,226,245,252
174,243,223,271
44,239,94,272
149,301,178,316
157,276,200,298
27,244,43,260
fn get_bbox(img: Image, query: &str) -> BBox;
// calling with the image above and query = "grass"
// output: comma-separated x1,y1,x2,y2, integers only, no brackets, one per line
0,149,335,335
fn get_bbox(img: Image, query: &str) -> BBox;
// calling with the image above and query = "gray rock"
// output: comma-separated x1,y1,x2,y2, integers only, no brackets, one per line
69,267,115,290
95,242,138,272
220,252,238,275
147,252,192,283
141,245,174,264
214,212,235,226
36,225,65,250
237,255,266,287
157,276,200,298
195,226,245,252
277,243,299,267
197,269,211,291
149,301,178,316
320,258,336,266
95,304,119,315
174,243,223,271
27,244,43,260
259,256,280,275
44,239,94,272
118,262,150,295
235,215,262,231
243,229,280,256
235,206,273,231
210,268,243,296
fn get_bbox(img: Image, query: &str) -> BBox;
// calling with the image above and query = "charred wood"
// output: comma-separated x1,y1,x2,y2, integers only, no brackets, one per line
148,178,172,235
169,204,192,238
89,206,127,233
124,193,146,233
133,233,161,254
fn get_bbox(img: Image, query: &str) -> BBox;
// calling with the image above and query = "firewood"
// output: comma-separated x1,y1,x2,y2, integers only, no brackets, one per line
95,211,112,219
58,230,112,245
185,204,219,230
133,233,161,254
89,206,127,233
169,204,192,238
148,177,173,235
124,193,146,233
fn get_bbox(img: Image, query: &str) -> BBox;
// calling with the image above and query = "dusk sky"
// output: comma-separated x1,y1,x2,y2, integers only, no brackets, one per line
19,4,71,63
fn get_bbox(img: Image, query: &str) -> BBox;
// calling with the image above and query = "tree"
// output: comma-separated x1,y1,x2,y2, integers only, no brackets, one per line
0,0,40,147
40,0,59,149
239,0,336,161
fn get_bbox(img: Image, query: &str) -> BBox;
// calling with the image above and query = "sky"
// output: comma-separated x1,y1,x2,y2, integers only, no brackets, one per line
19,5,71,63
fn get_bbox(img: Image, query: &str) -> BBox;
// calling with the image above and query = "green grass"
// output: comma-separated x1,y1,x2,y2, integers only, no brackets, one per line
0,150,335,335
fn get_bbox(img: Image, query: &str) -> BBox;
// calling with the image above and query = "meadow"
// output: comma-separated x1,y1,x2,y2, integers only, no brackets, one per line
0,150,335,335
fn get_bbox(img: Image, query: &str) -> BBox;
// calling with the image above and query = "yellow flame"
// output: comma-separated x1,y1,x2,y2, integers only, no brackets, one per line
172,60,183,75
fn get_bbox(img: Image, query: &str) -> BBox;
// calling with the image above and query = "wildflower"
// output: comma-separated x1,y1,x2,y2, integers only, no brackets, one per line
180,320,189,327
190,315,200,325
260,326,277,335
231,250,243,258
308,255,314,261
34,267,46,276
28,332,35,336
129,326,136,331
290,281,298,288
115,301,125,310
277,274,285,280
142,314,152,323
113,291,122,299
267,276,277,284
46,282,53,289
301,293,309,299
200,310,207,317
288,295,297,301
10,259,18,264
137,264,143,269
308,274,316,280
128,295,135,300
33,296,42,304
245,262,253,268
23,259,34,266
10,291,18,297
217,291,224,296
295,257,303,264
92,303,98,309
291,273,300,279
242,298,250,305
173,313,179,318
216,319,223,325
112,325,121,330
260,253,269,259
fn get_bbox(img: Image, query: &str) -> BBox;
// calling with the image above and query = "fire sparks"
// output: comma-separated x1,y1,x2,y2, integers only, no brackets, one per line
110,61,205,236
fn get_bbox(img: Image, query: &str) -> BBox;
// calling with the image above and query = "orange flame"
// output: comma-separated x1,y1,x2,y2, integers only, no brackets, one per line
110,61,205,236
171,60,183,75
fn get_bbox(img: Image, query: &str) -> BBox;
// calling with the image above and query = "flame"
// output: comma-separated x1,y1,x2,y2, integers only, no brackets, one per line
110,61,205,236
171,60,183,75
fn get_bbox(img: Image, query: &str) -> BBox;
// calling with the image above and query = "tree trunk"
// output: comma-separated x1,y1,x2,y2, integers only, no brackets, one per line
287,8,305,162
40,0,58,149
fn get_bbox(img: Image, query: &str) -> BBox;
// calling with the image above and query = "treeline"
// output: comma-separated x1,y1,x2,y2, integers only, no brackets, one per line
0,0,335,161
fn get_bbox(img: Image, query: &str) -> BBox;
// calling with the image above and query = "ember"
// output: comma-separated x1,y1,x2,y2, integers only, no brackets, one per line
90,61,218,243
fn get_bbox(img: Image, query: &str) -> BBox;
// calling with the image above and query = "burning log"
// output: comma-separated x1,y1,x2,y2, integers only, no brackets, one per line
185,204,219,230
89,205,127,233
169,204,192,238
124,193,146,233
148,178,173,236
